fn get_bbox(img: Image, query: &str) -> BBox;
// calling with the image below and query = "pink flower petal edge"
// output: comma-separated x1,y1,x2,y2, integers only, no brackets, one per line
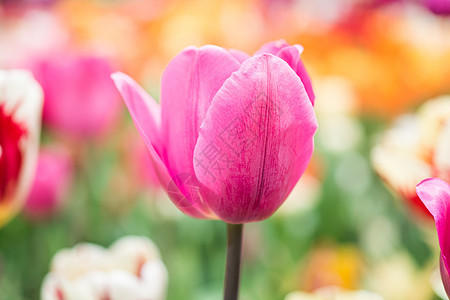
111,72,211,219
416,177,450,297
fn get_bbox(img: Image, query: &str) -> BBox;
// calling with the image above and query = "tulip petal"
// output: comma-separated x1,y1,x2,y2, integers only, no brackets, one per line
160,46,241,217
254,39,290,55
112,72,161,153
228,49,250,63
416,178,450,270
193,54,317,223
112,72,208,218
440,254,450,298
255,41,315,105
276,45,315,105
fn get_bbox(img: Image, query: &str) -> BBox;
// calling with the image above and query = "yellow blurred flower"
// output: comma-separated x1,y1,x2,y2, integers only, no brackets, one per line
300,245,364,291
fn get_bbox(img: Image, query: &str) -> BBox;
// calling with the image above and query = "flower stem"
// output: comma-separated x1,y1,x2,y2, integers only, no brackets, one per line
224,223,244,300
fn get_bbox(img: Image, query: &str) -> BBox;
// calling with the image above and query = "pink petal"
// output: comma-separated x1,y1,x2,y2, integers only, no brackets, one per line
112,72,161,153
112,72,208,218
159,46,241,216
276,45,315,105
193,54,317,223
441,254,450,298
416,178,450,271
254,39,290,55
255,41,315,105
228,49,250,63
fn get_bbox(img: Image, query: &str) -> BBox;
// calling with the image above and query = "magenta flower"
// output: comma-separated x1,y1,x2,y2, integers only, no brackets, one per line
112,40,317,223
416,178,450,297
24,147,73,219
30,53,121,139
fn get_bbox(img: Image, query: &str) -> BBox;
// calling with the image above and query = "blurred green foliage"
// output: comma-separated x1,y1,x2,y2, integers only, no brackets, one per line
0,118,436,300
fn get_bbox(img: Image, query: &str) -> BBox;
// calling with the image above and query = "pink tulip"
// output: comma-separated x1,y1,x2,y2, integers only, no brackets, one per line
112,40,317,223
0,70,43,227
24,147,73,219
416,178,450,297
30,53,121,139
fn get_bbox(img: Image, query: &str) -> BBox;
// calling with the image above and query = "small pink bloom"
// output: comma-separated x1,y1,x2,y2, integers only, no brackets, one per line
113,41,317,223
416,178,450,297
24,146,73,219
30,53,121,139
0,70,43,227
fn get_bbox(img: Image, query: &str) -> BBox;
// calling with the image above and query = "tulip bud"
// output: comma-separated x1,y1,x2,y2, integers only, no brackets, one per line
113,40,317,223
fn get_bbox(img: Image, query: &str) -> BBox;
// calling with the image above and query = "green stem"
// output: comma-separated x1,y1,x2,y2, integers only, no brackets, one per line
223,223,244,300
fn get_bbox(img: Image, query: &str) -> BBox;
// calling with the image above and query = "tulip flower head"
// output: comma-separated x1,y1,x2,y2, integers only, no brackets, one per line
416,178,450,297
113,40,317,223
41,236,168,300
0,70,43,227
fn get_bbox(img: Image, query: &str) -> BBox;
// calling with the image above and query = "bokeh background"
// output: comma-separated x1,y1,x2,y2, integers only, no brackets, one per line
1,0,450,299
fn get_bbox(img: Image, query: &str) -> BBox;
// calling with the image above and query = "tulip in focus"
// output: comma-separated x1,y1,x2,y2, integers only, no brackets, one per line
113,40,317,223
416,178,450,298
24,146,73,219
285,286,384,300
0,70,43,227
41,235,168,300
30,53,121,139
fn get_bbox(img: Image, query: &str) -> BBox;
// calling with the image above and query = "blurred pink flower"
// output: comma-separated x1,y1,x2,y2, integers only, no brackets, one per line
113,40,317,223
30,53,121,139
24,147,73,219
0,70,43,227
416,178,450,297
425,0,450,15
